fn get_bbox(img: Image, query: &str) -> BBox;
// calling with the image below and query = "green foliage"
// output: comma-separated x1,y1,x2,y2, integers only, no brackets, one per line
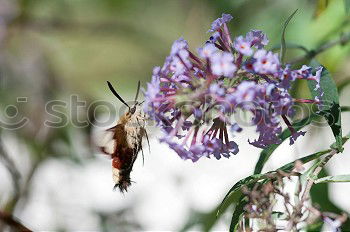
308,60,343,151
229,196,247,232
278,150,332,171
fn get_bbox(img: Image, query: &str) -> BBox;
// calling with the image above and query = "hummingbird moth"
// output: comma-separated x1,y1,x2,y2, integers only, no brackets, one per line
99,81,149,192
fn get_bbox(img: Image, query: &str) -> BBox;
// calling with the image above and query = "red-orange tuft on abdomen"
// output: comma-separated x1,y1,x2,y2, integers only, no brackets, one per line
112,157,122,169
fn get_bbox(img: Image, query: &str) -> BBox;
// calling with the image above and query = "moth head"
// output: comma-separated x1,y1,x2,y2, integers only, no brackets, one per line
107,80,142,115
129,100,145,115
129,106,136,114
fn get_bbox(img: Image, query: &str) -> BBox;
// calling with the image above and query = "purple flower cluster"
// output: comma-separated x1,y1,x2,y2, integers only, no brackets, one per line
143,13,323,161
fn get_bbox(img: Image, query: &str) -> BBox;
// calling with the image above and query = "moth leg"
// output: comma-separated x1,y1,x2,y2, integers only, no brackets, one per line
143,128,151,153
136,117,150,153
140,143,145,166
106,125,117,131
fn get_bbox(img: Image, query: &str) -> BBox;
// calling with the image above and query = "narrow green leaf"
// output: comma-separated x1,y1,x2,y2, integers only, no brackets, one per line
229,196,247,232
254,113,319,174
307,60,343,151
345,0,350,14
278,149,331,172
315,174,350,184
280,9,298,64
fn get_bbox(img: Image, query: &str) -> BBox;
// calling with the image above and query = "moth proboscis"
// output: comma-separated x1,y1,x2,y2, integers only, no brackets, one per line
99,80,150,192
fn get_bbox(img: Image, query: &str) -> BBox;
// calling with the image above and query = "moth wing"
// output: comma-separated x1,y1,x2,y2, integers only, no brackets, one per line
96,126,118,156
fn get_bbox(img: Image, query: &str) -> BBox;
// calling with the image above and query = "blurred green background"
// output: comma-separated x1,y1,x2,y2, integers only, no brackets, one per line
0,0,349,231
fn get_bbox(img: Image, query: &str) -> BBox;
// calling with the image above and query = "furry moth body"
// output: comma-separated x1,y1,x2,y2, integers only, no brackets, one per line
99,81,148,192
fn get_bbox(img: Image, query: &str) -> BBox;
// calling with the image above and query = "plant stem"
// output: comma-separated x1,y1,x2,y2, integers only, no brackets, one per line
290,32,350,64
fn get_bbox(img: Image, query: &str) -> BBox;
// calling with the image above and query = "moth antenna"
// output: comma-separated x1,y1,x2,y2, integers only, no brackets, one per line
134,80,141,103
107,81,130,109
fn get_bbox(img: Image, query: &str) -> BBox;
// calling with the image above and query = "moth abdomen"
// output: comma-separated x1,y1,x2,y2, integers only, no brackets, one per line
112,156,133,192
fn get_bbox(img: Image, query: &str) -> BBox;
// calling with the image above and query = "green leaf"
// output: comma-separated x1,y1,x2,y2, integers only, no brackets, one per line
254,113,319,174
280,9,298,64
229,196,247,232
315,174,350,184
345,0,350,14
307,60,343,151
278,149,331,172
